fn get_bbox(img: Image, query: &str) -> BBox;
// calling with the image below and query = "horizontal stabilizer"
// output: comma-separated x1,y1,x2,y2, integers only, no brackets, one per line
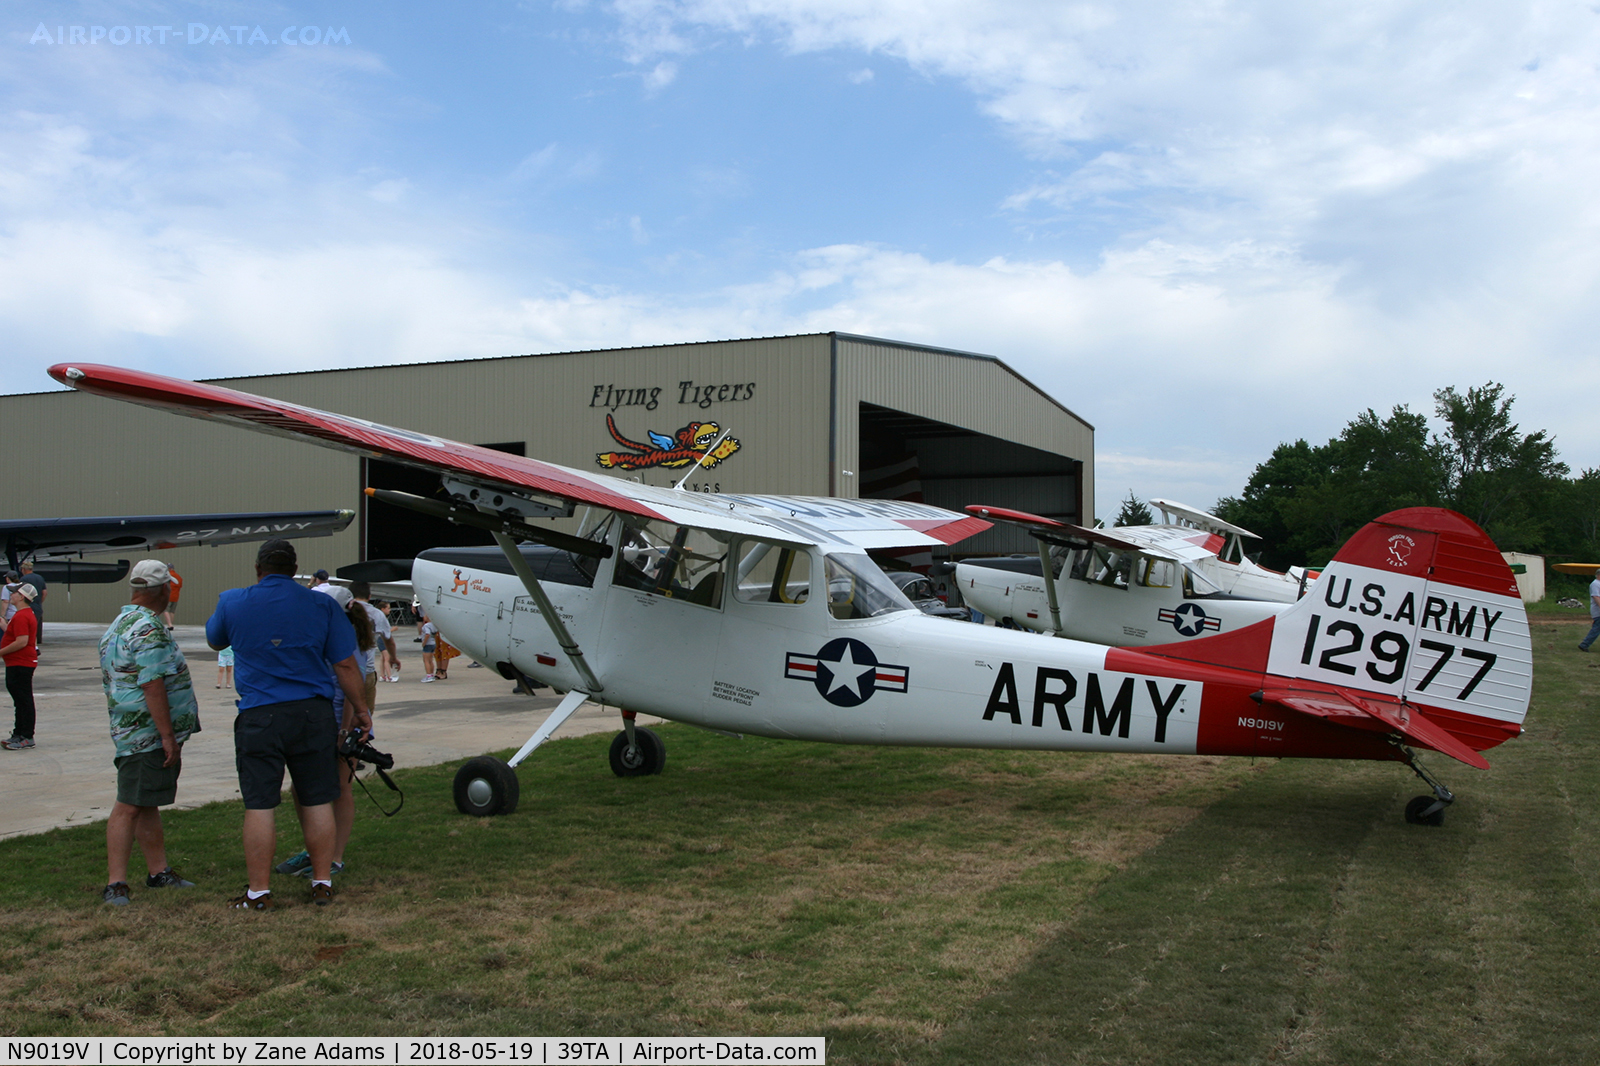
1262,685,1490,769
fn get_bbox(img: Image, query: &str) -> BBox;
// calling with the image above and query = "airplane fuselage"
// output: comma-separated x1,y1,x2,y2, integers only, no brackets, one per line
414,545,1408,765
957,555,1296,647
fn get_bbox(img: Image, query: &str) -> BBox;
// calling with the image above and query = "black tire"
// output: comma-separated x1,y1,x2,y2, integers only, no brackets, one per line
1404,795,1445,826
454,756,520,816
609,727,666,777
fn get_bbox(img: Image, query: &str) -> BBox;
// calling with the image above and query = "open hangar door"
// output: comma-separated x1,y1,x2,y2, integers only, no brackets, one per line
857,401,1082,576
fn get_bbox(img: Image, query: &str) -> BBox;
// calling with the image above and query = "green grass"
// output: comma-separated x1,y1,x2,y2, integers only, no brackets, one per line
931,613,1600,1065
0,725,1253,1045
3,620,1598,1064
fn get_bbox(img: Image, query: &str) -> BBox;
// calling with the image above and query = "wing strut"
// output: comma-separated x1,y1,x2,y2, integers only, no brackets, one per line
507,688,589,768
1035,537,1065,637
489,530,605,695
364,487,607,695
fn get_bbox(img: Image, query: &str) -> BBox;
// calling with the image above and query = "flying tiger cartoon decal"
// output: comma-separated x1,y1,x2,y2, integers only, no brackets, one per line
596,414,742,471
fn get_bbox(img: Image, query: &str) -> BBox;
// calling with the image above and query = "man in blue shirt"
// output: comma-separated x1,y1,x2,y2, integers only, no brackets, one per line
207,539,372,910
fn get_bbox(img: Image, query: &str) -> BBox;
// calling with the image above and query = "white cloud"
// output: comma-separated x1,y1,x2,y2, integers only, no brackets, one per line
643,59,679,91
6,0,1600,514
603,2,1600,302
584,0,1600,494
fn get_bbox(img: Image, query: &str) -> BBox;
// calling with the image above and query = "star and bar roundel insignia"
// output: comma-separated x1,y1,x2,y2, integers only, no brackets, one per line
785,638,910,708
1158,602,1222,637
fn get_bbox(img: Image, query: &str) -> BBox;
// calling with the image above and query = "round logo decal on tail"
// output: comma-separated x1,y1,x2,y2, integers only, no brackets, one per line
1386,533,1417,569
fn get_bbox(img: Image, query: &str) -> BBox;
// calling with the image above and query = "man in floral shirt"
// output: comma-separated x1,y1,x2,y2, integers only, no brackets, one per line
98,560,201,906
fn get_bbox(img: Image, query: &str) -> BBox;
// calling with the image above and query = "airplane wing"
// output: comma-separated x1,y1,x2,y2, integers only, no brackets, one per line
965,505,1185,562
48,364,988,552
0,508,355,562
966,504,1251,571
1148,497,1258,539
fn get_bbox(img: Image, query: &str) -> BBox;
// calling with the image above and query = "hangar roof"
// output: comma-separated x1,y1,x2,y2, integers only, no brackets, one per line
18,331,1089,429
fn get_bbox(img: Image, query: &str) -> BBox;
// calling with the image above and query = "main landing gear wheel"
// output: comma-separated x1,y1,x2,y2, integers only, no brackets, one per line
1404,795,1447,826
453,756,521,816
609,727,666,777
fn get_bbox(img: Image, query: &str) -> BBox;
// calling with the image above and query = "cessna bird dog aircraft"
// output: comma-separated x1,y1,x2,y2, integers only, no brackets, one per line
50,363,1532,826
957,499,1315,647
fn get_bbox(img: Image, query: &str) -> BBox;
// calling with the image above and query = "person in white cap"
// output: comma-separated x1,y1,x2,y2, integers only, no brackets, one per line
0,582,39,750
96,559,200,905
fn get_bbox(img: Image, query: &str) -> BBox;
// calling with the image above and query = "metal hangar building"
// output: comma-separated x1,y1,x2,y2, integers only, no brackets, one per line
4,333,1093,622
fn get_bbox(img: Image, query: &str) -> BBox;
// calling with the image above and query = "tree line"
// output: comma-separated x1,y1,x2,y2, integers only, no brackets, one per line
1206,383,1597,573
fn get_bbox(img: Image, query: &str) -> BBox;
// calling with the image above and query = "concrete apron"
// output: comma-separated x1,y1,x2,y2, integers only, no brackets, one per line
0,623,659,840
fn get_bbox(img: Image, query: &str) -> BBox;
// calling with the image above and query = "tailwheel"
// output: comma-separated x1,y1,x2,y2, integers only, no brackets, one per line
453,756,521,816
1395,742,1452,827
609,726,666,777
1404,795,1447,826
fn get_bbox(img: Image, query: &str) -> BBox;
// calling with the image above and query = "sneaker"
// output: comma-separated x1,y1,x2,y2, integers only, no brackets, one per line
292,859,344,879
146,867,195,889
102,882,131,906
1,736,34,750
227,890,275,911
421,674,436,683
275,849,311,876
310,882,333,906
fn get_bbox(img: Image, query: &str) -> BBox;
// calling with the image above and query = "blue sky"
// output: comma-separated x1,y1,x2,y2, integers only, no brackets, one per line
5,0,1600,514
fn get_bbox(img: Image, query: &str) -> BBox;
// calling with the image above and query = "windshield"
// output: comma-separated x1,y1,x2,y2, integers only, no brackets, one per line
824,554,917,620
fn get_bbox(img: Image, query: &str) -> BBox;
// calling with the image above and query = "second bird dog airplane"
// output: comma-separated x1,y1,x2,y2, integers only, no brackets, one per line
51,363,1532,827
956,498,1315,646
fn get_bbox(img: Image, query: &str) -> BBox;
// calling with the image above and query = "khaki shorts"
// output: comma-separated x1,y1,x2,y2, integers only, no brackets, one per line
364,671,378,711
115,747,182,807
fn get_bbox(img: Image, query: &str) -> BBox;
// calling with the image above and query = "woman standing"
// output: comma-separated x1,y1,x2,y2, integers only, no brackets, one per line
0,584,39,749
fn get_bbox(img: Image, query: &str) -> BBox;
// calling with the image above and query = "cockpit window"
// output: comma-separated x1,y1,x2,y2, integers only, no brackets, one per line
1137,558,1174,588
571,511,619,582
732,538,812,604
614,519,730,609
824,554,916,620
1066,546,1130,590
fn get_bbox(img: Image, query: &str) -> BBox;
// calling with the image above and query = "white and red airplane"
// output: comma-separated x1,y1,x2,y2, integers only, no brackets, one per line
956,499,1316,647
50,363,1531,826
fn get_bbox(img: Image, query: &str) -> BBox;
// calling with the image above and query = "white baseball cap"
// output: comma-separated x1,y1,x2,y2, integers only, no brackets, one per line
128,560,171,588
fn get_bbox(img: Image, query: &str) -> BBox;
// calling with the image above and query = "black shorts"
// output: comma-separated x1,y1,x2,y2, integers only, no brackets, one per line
234,698,340,810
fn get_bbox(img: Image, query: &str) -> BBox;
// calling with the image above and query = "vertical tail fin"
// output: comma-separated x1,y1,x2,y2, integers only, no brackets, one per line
1261,508,1530,750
